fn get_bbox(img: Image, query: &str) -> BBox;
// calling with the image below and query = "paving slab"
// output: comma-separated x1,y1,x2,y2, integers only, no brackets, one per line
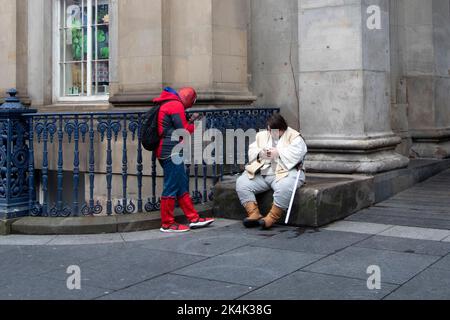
323,221,393,235
239,271,397,300
46,233,125,245
347,213,450,230
303,246,440,285
206,221,295,238
378,226,450,241
0,243,130,286
42,247,206,290
352,207,450,219
249,229,371,255
0,235,57,246
138,231,262,257
119,230,180,242
376,202,450,213
355,236,450,256
0,250,35,286
174,246,324,287
392,195,450,203
0,276,107,300
189,219,240,232
385,266,450,300
0,246,16,255
431,254,450,270
385,198,450,205
15,243,129,263
99,274,253,300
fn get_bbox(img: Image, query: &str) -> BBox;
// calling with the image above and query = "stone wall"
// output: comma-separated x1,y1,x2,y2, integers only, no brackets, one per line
394,0,450,159
1,0,450,175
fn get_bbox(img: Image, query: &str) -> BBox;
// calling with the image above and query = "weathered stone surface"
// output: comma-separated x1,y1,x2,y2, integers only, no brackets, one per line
250,229,371,255
0,276,107,300
43,247,205,291
350,167,450,229
297,0,410,174
9,204,213,235
355,235,450,257
0,220,7,235
173,245,324,287
385,266,450,300
239,271,397,300
213,173,374,228
214,160,450,228
303,246,439,285
0,219,20,236
99,274,253,300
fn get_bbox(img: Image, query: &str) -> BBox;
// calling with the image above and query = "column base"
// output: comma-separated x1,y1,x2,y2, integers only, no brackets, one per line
306,150,410,174
304,135,410,174
410,129,450,159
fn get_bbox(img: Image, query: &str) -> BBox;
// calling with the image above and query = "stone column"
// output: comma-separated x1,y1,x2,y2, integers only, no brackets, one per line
27,0,53,107
389,0,411,157
162,0,255,105
249,0,300,130
398,0,450,159
109,0,164,107
0,0,29,104
298,0,409,174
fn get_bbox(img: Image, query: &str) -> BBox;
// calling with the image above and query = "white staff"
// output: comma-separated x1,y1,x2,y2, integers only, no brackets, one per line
285,169,302,224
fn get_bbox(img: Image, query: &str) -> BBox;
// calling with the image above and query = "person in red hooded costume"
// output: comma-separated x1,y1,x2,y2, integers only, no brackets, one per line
153,87,215,233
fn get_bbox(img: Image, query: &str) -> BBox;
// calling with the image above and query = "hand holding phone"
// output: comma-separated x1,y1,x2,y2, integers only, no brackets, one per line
189,113,203,123
265,147,279,160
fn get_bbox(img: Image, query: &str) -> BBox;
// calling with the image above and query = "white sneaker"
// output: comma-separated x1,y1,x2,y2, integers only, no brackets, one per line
189,218,215,229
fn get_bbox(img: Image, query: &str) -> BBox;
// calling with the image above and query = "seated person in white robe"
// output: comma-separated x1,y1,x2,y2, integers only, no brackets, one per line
235,113,307,230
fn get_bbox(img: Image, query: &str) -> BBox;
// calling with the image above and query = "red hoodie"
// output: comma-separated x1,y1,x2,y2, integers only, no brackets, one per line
153,90,195,159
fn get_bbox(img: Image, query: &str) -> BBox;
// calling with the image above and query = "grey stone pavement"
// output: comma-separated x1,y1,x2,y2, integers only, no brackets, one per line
1,170,450,300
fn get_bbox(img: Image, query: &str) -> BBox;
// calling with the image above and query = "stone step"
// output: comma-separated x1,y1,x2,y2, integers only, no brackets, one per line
213,174,374,228
213,160,450,228
7,204,213,235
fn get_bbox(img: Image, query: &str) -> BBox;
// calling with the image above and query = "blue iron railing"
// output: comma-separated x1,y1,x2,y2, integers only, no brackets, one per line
12,107,279,218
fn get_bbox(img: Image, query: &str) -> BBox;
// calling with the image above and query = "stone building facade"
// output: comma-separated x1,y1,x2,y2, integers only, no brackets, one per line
1,0,450,176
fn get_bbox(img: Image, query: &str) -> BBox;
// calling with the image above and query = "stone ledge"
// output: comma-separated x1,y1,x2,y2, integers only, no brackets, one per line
7,203,213,235
213,159,450,228
0,218,20,236
109,90,257,107
213,174,375,228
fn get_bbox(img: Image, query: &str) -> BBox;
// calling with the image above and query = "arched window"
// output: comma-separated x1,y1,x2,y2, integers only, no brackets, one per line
54,0,110,101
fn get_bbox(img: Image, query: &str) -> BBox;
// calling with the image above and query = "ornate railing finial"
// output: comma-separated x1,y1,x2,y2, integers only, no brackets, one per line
1,88,25,110
6,88,18,98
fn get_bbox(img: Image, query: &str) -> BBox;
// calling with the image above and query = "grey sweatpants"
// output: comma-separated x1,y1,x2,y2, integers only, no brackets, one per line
235,170,305,210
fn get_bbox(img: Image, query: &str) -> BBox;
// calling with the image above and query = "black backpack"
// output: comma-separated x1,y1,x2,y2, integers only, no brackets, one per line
140,104,163,151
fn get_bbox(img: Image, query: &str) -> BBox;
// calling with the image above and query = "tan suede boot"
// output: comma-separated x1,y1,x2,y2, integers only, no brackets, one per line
260,204,285,230
243,202,263,228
